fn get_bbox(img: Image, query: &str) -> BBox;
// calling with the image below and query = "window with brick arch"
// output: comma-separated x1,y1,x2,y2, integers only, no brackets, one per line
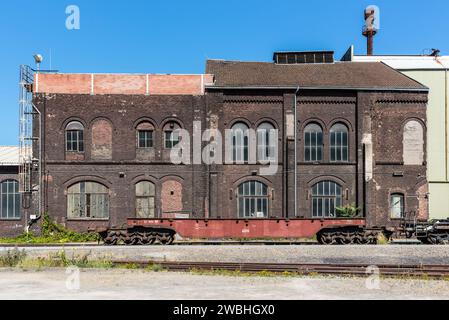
257,122,276,162
403,120,424,165
304,123,323,162
330,123,349,162
136,122,154,149
390,193,405,219
67,182,109,219
163,121,181,149
135,181,156,218
0,180,20,219
231,122,249,163
237,181,269,218
311,181,342,218
66,121,84,152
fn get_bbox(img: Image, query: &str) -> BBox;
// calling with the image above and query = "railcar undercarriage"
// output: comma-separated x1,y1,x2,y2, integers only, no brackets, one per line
96,218,449,245
99,227,176,246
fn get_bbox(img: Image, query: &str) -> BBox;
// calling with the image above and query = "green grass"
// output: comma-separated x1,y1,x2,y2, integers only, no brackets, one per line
0,213,99,244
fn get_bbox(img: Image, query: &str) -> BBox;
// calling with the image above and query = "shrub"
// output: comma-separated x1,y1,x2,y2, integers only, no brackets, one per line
0,213,99,244
336,203,361,218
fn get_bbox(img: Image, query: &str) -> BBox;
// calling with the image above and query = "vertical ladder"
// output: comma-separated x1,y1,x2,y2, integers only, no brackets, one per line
19,65,41,216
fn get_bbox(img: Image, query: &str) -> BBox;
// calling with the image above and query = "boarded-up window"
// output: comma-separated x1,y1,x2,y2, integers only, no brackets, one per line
67,182,109,219
135,181,155,218
92,119,112,160
403,120,424,165
161,180,183,215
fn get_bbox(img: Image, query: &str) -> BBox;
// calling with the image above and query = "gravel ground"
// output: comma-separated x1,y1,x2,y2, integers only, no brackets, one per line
0,268,448,300
2,245,449,265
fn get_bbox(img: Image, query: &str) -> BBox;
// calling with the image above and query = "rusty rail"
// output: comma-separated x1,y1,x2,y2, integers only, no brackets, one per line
112,260,449,278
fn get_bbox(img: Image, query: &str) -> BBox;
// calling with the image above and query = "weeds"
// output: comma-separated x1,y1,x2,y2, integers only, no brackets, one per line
0,249,26,267
377,233,390,245
0,213,99,244
146,263,165,272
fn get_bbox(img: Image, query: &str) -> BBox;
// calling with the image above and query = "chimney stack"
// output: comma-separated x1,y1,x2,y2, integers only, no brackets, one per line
362,7,378,55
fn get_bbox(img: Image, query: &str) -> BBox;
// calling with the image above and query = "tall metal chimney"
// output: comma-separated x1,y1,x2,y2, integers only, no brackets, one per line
362,6,379,55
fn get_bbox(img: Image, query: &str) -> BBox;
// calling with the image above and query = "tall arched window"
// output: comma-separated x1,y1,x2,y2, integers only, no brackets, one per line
163,121,181,149
390,193,405,219
67,181,109,219
257,122,276,162
237,181,269,218
136,122,154,149
403,120,424,165
311,181,342,218
330,123,349,162
66,121,84,152
232,122,249,163
0,180,20,219
304,123,323,162
135,181,156,218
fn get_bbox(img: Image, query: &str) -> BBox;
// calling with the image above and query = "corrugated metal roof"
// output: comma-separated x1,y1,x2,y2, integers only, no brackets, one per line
353,55,449,70
0,146,20,166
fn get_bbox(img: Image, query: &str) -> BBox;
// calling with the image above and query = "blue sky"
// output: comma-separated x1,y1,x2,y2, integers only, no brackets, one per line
0,0,448,145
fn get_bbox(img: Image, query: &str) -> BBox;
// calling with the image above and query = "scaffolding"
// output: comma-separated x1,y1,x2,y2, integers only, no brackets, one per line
19,65,41,217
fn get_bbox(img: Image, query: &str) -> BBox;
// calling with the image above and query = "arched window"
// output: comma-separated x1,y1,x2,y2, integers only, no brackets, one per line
232,122,249,163
330,123,349,162
257,122,276,162
0,180,20,219
237,181,269,218
163,121,181,149
136,122,154,149
390,193,405,219
66,121,84,152
311,181,342,218
403,120,424,165
304,123,323,162
135,181,156,218
67,181,109,219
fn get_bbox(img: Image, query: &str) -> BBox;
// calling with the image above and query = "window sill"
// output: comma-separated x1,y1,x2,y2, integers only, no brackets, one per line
0,218,22,222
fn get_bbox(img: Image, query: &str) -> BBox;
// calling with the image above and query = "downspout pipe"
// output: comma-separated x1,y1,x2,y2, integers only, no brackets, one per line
294,86,300,217
26,103,42,233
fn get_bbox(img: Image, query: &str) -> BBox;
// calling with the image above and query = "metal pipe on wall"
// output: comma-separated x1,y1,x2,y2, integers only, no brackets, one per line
294,86,300,217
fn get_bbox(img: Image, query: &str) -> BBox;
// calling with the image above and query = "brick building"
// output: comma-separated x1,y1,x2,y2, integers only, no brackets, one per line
0,147,25,236
1,51,429,236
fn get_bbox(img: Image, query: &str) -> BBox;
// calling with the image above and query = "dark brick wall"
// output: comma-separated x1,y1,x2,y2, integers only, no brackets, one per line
0,166,26,236
0,88,427,235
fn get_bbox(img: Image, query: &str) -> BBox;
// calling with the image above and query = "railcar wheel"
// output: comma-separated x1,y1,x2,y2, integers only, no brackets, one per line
157,232,174,245
317,231,337,245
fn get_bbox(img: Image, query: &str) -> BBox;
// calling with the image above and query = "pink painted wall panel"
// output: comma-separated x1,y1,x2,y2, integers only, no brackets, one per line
35,74,91,94
34,73,215,95
149,75,203,95
94,74,147,95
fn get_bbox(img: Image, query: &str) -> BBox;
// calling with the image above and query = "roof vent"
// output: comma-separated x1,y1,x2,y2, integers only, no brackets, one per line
273,51,334,64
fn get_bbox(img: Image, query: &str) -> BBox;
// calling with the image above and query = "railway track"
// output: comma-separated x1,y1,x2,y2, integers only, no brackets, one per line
112,260,449,278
